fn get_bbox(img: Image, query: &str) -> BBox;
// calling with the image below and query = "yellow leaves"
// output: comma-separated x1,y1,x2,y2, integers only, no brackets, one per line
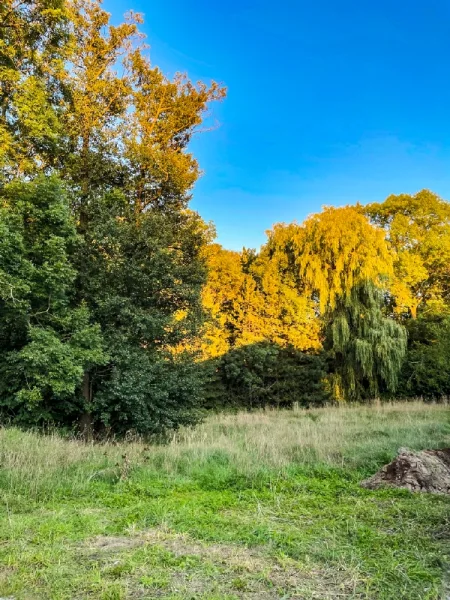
199,242,322,360
122,46,225,211
63,0,140,154
366,190,450,317
296,206,393,312
173,309,188,322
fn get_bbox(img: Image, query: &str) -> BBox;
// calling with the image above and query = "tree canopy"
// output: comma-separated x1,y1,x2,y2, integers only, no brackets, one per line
0,0,225,436
1,0,450,435
366,190,450,318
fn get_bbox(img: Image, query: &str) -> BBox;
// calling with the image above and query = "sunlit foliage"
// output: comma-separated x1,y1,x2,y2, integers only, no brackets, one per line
2,1,450,431
366,190,450,318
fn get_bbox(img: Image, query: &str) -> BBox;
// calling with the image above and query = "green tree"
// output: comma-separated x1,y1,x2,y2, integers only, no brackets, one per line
71,193,211,435
325,282,407,400
0,177,106,425
398,312,450,398
216,342,328,410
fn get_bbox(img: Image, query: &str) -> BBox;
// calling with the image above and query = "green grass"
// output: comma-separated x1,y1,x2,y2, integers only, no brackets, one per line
1,401,449,599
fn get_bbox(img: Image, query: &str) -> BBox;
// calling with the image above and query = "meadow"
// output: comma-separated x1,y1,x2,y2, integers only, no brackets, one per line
0,401,449,599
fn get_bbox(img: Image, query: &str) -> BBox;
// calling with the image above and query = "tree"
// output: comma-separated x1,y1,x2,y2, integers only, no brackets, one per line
73,193,211,436
366,190,450,318
200,244,266,355
61,0,225,215
201,239,321,358
295,206,393,312
198,240,324,410
325,281,407,400
0,177,106,425
61,0,140,206
290,206,405,400
398,312,450,398
0,0,225,436
216,342,328,410
256,222,321,351
125,49,225,213
0,0,69,178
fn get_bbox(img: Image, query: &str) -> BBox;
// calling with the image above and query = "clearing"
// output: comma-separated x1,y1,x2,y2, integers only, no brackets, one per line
0,401,449,599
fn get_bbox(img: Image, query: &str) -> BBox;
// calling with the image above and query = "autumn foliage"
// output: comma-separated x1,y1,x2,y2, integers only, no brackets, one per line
1,1,450,436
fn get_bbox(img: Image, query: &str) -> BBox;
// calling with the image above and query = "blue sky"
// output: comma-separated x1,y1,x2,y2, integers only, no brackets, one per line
106,0,450,250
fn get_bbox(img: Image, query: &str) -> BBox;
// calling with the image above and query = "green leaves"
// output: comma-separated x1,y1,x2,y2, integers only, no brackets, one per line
325,282,407,401
213,342,328,410
398,314,450,398
0,0,68,178
16,323,99,405
0,177,107,424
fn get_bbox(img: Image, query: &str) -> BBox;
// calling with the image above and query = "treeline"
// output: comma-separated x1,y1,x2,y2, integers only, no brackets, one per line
1,1,450,438
201,194,450,408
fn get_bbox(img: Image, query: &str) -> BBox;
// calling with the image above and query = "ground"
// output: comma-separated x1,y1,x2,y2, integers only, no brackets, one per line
0,402,449,599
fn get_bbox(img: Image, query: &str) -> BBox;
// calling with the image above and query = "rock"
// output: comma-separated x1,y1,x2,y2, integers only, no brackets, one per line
361,447,450,494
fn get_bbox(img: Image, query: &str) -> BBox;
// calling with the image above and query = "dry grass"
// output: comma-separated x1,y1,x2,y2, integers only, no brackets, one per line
164,400,450,469
0,400,448,503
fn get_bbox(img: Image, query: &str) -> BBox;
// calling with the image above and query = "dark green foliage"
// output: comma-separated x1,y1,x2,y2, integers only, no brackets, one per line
204,342,328,410
398,314,450,398
325,282,407,400
0,177,106,425
73,194,208,435
0,179,208,434
94,352,203,436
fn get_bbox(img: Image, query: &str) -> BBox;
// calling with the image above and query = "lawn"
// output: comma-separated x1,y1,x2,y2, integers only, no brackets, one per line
0,401,449,599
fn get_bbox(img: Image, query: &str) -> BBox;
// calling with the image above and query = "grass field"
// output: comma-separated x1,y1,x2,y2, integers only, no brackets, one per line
0,401,449,599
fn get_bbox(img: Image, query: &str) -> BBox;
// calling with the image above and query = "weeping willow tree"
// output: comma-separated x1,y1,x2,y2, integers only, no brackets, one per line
325,281,407,400
295,206,394,312
294,206,407,400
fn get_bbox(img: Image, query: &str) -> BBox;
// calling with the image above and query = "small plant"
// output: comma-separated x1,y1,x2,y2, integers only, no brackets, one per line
140,573,170,589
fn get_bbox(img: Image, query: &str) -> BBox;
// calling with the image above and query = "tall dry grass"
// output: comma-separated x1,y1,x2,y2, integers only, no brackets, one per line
0,401,448,503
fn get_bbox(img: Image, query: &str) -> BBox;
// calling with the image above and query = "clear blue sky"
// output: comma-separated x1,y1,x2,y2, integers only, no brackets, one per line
106,0,450,250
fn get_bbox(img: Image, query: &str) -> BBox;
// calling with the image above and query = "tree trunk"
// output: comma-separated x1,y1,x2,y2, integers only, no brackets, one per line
79,371,93,442
361,447,450,494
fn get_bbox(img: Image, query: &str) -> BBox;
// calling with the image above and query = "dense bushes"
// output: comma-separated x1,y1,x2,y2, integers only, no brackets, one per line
398,315,450,399
203,343,329,410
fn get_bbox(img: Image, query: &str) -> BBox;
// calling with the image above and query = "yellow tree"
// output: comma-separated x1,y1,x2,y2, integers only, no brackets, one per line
254,223,321,351
125,49,225,213
62,0,140,203
200,237,322,358
293,206,405,400
295,206,393,312
200,244,265,357
366,190,450,318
